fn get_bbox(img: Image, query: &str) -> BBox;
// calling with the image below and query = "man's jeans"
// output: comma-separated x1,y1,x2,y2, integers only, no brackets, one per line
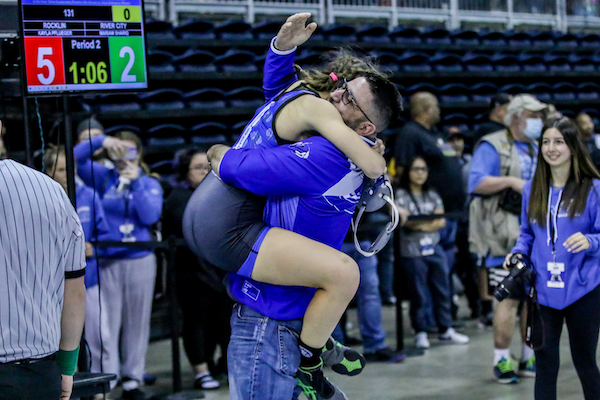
342,242,387,353
228,303,302,400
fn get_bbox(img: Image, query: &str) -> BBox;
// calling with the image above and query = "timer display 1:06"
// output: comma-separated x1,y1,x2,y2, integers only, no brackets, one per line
68,61,108,84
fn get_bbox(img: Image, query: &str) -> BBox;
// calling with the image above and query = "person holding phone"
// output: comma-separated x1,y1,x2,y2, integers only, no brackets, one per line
74,130,163,400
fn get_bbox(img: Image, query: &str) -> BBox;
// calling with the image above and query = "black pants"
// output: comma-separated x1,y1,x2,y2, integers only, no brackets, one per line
176,264,233,374
534,284,600,400
0,357,61,400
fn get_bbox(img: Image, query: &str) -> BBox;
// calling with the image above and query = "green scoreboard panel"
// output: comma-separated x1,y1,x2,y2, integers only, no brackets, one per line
20,0,148,94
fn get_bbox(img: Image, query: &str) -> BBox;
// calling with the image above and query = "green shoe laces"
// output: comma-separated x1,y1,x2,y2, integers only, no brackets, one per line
497,358,514,373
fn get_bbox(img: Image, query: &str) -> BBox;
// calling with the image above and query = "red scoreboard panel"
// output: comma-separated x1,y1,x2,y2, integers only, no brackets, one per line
20,0,148,94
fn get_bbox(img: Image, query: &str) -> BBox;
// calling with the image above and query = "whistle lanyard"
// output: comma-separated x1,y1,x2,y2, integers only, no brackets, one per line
546,187,564,261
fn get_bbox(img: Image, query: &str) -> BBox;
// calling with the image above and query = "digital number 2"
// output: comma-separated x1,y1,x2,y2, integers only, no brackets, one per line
37,47,55,85
119,46,136,82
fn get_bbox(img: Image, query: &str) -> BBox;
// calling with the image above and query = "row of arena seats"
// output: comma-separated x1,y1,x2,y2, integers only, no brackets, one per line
146,19,600,49
148,47,600,74
83,82,600,113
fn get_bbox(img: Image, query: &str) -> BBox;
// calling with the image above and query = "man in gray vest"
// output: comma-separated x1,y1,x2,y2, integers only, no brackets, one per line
468,94,546,384
0,144,87,400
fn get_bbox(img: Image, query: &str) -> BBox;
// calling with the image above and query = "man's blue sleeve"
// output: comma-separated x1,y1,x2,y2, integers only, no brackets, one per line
263,37,298,102
468,142,501,194
220,139,345,197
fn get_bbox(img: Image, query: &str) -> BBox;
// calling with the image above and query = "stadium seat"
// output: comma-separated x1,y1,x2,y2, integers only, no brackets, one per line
430,52,463,72
491,53,520,72
580,33,600,49
145,19,175,39
356,25,391,43
544,53,571,72
389,26,422,44
94,94,141,113
321,23,357,42
251,20,282,40
497,83,526,95
225,86,264,108
397,51,431,72
479,31,507,46
191,134,229,146
230,120,250,143
213,20,253,40
553,32,579,48
294,49,323,67
505,31,531,47
552,82,577,101
462,53,493,72
214,50,257,73
518,53,546,72
450,29,479,46
172,50,217,72
172,18,216,39
442,112,470,132
438,83,470,103
470,82,498,102
104,124,142,135
526,82,552,102
147,50,175,73
570,54,596,72
138,89,185,110
184,88,226,109
529,31,554,47
422,28,451,45
577,82,600,100
191,122,229,138
146,124,187,147
370,51,400,72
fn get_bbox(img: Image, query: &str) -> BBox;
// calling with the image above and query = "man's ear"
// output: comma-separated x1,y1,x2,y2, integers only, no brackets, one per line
356,121,376,137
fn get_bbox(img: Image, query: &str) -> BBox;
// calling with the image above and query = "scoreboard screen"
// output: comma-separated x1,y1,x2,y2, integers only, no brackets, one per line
19,0,148,95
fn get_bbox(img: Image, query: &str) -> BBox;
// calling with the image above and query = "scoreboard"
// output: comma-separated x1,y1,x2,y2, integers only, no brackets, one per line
20,0,148,94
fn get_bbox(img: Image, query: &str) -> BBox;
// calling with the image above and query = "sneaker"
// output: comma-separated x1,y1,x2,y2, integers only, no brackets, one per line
415,332,430,349
364,347,406,363
518,356,536,378
121,388,147,400
439,327,469,344
321,337,366,376
194,372,220,390
494,358,520,384
296,360,348,400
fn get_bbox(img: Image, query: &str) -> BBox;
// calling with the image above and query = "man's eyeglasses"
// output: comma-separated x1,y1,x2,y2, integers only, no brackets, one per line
337,78,374,125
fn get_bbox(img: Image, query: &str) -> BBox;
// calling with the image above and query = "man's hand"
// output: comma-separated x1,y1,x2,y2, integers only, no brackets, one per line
274,13,317,51
372,138,385,156
564,232,590,253
60,373,73,399
207,144,231,177
103,137,130,160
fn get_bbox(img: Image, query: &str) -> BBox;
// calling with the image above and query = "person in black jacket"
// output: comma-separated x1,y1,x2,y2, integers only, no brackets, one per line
163,148,232,390
473,93,511,144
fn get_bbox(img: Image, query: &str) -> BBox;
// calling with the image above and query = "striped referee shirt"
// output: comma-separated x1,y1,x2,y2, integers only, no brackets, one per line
0,160,85,362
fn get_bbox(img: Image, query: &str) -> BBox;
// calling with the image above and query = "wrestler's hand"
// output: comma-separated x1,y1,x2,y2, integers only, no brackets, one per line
60,374,73,400
207,144,231,177
274,13,317,51
564,232,590,253
372,138,385,156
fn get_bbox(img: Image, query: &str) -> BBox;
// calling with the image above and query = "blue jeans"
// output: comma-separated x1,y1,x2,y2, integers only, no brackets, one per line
342,242,387,353
401,246,452,333
228,303,302,400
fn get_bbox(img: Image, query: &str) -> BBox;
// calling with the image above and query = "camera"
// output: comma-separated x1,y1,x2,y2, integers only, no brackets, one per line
493,254,533,302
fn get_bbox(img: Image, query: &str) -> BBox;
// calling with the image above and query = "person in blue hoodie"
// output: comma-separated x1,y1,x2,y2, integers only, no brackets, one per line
74,130,163,400
506,117,600,400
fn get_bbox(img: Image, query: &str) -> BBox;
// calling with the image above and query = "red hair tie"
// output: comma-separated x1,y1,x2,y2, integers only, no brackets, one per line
329,72,338,81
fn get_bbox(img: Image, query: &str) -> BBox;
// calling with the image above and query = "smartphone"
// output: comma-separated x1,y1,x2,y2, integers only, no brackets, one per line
123,146,138,160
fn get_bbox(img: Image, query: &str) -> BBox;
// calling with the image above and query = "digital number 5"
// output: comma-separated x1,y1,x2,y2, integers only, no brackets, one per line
37,47,55,85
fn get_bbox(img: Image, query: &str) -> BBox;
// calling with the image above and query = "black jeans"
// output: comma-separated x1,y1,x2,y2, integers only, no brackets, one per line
534,284,600,400
0,357,61,400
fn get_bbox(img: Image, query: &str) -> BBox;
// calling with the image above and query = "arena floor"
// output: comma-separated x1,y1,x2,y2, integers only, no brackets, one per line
102,300,595,400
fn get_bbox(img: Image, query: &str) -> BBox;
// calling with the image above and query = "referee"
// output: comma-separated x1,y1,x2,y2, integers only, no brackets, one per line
0,143,86,400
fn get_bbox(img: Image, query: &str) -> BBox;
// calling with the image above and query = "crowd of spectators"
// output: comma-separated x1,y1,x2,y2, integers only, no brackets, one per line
0,87,598,398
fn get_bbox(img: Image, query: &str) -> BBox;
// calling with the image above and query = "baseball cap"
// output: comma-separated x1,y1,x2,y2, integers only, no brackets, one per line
506,94,547,114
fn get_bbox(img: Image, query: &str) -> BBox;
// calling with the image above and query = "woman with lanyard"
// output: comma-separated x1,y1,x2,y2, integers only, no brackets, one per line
506,117,600,399
396,156,469,349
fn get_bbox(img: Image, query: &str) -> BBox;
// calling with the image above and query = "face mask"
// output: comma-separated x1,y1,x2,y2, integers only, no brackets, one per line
523,118,543,140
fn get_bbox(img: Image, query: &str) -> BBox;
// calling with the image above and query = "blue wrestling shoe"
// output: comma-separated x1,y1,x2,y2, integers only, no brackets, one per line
321,336,366,376
296,360,349,400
